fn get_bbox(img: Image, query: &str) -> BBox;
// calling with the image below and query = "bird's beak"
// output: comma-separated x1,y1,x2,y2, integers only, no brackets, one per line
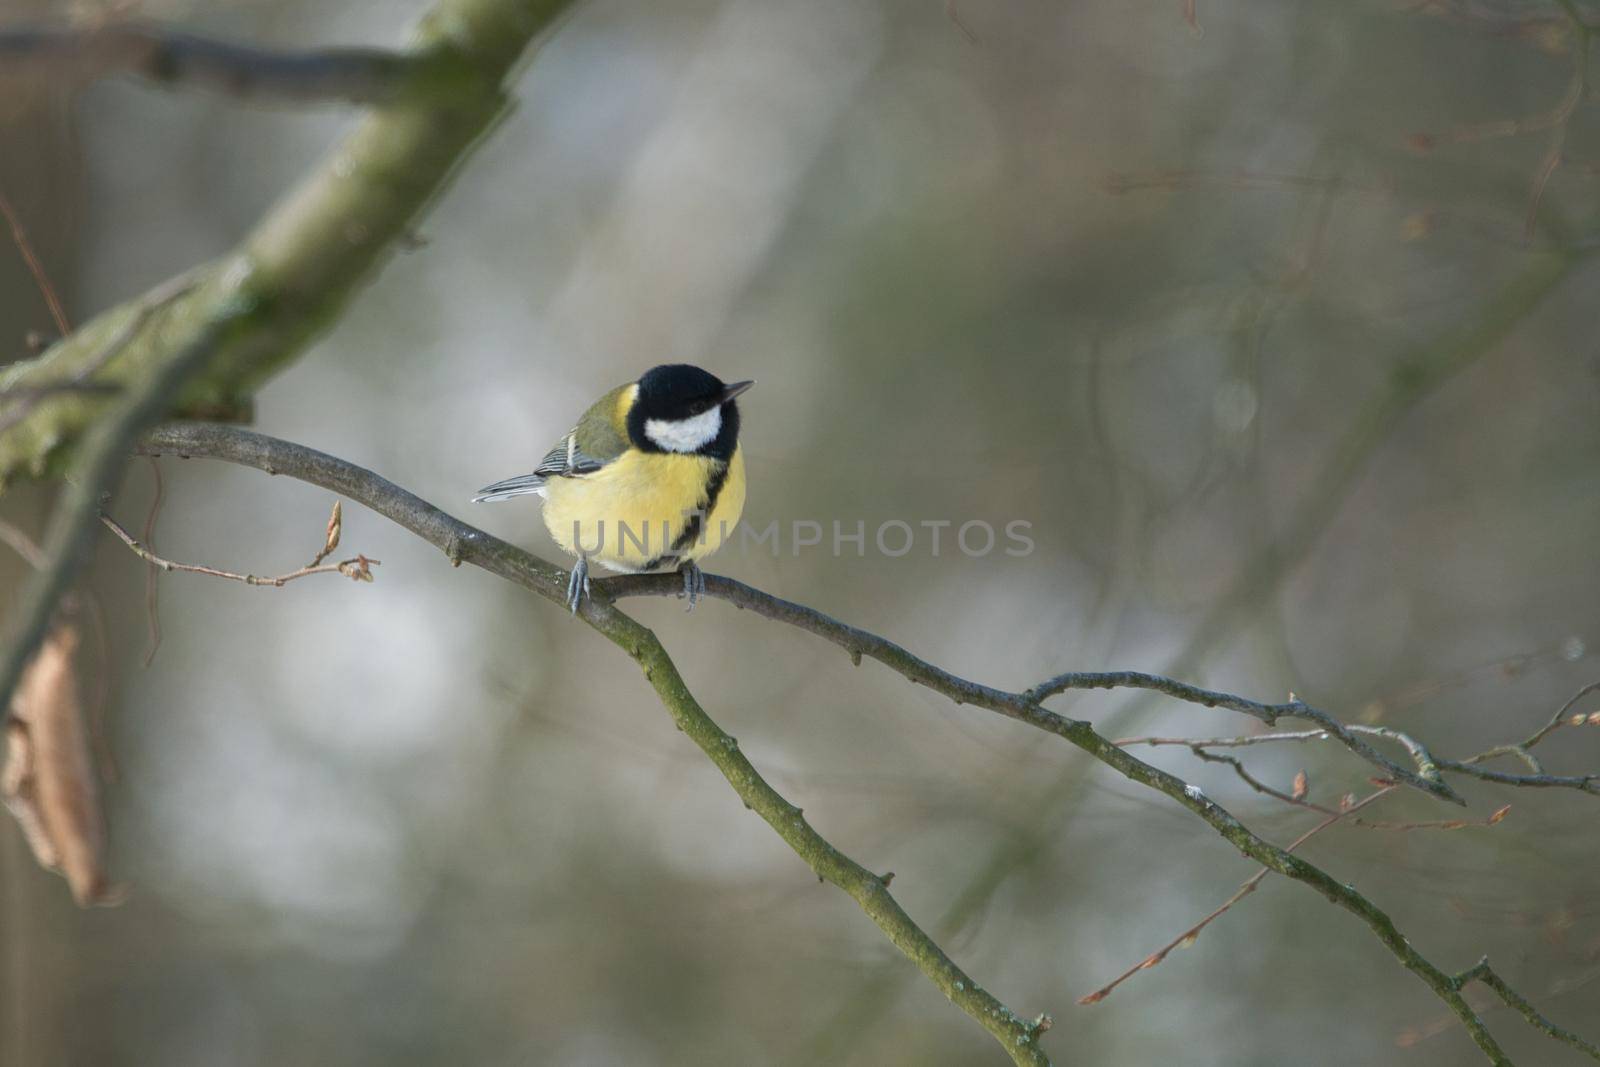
719,380,755,403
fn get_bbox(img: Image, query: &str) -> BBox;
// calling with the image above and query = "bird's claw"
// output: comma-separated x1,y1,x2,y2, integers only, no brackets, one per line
679,561,706,611
566,557,591,614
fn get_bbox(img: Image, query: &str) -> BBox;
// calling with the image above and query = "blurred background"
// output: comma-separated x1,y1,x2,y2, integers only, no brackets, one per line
3,0,1600,1063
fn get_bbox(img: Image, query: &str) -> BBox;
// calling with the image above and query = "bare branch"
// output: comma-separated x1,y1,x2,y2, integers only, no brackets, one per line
0,20,432,106
1403,6,1592,243
1023,670,1463,803
142,421,1600,1066
1119,692,1600,797
1432,759,1600,794
1456,958,1600,1061
1188,746,1341,815
1463,678,1600,766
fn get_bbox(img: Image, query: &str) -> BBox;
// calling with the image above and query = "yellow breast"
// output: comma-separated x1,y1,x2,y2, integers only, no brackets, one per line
542,446,746,572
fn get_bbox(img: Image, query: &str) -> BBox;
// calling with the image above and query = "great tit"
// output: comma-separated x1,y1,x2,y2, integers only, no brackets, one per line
474,364,753,612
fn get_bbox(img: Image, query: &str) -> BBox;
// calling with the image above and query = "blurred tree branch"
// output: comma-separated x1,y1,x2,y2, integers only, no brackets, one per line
0,20,462,106
134,420,1600,1067
0,0,579,488
0,0,580,744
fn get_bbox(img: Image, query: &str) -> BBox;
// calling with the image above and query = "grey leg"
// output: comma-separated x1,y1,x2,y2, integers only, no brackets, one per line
566,556,590,614
680,560,705,611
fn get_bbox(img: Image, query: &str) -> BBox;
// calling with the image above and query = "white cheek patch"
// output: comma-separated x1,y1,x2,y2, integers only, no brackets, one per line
644,406,722,453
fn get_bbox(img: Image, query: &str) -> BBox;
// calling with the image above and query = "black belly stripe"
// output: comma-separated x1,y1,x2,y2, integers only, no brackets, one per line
642,460,731,571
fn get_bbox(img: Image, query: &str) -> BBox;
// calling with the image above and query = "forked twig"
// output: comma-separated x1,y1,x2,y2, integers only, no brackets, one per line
99,504,375,588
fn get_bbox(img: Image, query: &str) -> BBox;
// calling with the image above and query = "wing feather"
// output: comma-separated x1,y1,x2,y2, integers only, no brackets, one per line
473,384,633,503
472,430,608,502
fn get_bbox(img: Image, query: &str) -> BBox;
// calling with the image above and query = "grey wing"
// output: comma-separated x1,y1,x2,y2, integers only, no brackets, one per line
472,431,608,502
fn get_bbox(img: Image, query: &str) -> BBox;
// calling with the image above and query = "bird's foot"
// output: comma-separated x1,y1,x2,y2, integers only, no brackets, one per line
678,561,706,611
566,557,591,614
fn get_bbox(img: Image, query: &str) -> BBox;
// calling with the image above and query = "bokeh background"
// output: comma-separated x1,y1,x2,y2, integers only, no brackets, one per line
3,0,1600,1063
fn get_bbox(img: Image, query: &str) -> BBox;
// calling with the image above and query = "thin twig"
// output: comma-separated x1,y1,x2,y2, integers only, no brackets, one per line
98,511,376,587
1079,772,1513,1005
1167,743,1516,829
1189,747,1340,815
1023,669,1463,804
1117,692,1600,797
0,186,71,338
945,1,980,44
1525,30,1590,242
1079,787,1396,1005
1467,678,1600,765
1354,806,1511,831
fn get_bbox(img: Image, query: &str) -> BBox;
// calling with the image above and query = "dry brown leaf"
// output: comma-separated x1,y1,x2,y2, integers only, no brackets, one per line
3,721,57,868
2,624,120,906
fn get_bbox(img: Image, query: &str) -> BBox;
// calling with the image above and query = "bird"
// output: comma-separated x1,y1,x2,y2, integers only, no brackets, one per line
473,364,753,613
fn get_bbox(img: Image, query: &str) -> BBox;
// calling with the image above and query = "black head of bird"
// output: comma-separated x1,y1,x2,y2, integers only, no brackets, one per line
627,364,755,458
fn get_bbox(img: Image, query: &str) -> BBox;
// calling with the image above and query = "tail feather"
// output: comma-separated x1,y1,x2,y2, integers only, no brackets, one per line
472,473,548,502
